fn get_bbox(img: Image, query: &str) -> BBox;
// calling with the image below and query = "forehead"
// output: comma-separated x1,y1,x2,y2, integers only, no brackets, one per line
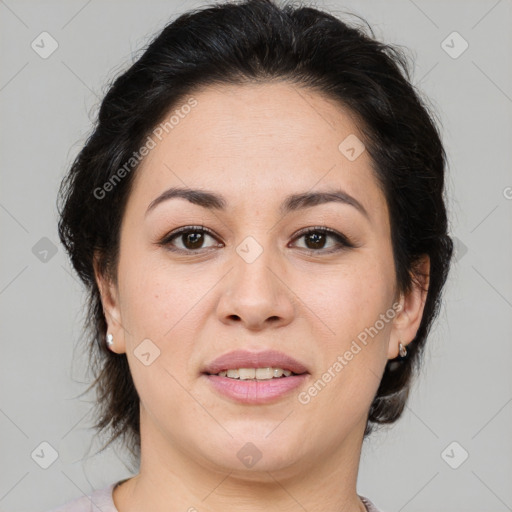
127,82,387,221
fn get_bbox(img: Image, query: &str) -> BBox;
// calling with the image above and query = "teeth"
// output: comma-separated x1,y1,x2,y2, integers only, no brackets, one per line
273,368,283,378
215,367,295,379
239,368,256,380
256,368,273,379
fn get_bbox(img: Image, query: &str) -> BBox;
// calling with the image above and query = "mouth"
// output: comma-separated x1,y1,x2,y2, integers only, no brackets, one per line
201,349,310,404
204,367,303,380
201,348,309,377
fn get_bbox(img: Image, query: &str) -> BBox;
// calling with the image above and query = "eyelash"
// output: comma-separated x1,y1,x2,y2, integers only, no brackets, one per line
158,225,355,255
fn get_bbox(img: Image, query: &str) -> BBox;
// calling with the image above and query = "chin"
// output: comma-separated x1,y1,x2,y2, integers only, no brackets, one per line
196,433,307,476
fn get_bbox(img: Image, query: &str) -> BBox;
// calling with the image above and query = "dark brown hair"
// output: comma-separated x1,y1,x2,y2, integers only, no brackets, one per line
58,0,453,469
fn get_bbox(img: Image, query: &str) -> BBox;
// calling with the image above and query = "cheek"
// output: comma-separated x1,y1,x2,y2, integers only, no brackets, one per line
118,241,207,339
293,254,394,408
113,250,203,418
116,251,209,414
296,253,395,342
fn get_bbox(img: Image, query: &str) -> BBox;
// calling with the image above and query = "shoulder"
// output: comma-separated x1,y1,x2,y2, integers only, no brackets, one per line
359,494,386,512
43,482,118,512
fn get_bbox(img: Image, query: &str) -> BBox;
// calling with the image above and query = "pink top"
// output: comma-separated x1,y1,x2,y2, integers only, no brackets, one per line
45,480,384,512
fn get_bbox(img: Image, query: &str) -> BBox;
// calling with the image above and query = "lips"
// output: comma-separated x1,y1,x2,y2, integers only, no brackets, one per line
202,349,309,375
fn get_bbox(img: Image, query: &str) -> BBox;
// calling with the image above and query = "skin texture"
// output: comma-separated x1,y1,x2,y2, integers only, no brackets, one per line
95,82,429,512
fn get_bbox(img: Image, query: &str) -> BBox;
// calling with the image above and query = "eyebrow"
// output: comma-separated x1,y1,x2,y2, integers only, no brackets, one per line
145,186,369,219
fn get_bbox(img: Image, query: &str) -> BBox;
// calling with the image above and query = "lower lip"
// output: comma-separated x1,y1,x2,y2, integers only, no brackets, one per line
203,373,309,404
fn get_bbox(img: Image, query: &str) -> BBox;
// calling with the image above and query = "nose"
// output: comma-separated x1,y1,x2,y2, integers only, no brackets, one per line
216,245,295,331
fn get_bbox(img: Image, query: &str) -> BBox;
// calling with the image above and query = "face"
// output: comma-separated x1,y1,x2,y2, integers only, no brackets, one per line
96,82,427,479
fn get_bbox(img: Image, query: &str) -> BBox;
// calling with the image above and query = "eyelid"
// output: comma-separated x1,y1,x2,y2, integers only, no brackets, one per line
158,224,355,254
159,225,221,248
291,225,355,249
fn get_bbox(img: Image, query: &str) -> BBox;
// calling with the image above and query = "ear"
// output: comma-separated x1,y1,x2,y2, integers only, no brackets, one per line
93,251,127,354
388,255,430,359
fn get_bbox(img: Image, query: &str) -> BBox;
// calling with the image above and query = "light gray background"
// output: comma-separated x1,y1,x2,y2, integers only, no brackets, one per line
1,0,511,511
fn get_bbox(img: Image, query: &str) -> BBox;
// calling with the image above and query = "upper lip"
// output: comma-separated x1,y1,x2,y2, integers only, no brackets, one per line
202,349,309,375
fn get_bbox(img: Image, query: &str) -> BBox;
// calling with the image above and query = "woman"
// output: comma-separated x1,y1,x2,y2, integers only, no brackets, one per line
50,0,453,510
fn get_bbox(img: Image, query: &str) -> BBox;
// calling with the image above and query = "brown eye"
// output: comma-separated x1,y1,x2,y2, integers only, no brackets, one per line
160,226,222,253
180,231,207,250
291,227,354,254
303,231,327,250
159,225,353,255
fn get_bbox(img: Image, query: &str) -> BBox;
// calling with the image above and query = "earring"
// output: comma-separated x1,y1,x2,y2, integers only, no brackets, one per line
399,341,407,358
106,333,114,350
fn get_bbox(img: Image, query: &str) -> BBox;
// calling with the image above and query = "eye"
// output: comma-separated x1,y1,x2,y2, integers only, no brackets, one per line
159,225,223,253
290,226,354,254
159,225,354,255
